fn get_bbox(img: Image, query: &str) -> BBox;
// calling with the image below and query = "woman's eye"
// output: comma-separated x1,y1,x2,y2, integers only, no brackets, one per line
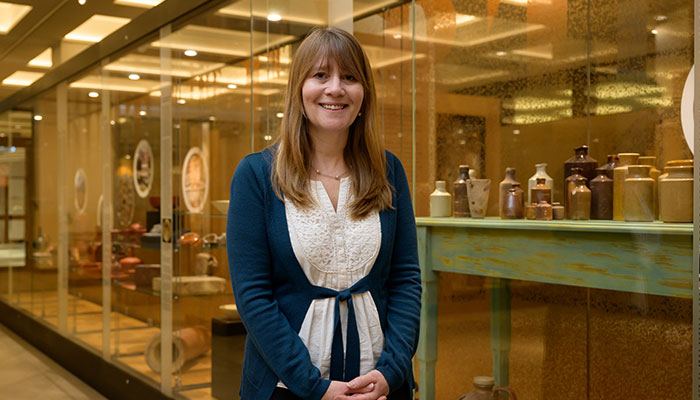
314,72,327,79
344,75,357,81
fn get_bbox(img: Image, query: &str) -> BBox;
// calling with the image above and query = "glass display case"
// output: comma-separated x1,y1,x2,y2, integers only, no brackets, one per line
0,0,695,399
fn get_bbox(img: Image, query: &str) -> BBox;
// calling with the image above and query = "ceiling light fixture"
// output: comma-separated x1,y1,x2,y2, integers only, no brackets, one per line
496,51,507,56
128,73,140,80
33,115,43,121
78,0,86,5
184,49,197,57
88,91,99,98
28,48,52,68
0,3,32,34
655,15,667,22
267,13,282,22
177,99,186,104
139,110,147,116
209,116,216,121
276,112,284,118
64,15,131,43
651,29,658,35
227,84,238,89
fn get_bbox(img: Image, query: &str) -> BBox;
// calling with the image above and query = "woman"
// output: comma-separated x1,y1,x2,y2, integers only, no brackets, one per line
227,27,421,400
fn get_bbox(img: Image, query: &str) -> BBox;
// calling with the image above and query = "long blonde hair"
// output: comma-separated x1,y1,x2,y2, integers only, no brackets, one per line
271,26,392,219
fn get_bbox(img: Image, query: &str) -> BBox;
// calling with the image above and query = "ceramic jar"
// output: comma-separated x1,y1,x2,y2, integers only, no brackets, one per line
467,179,491,218
535,201,553,220
613,152,639,221
453,165,471,218
658,159,693,220
430,181,452,217
569,177,591,220
504,187,524,219
600,154,619,179
525,204,536,220
565,167,585,219
499,168,520,218
590,168,613,220
624,165,654,222
659,166,693,223
531,177,551,205
528,163,554,205
552,202,565,220
564,145,598,187
458,376,518,400
638,156,660,219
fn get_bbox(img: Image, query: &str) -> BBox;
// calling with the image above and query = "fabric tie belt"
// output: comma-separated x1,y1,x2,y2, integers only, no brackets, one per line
315,275,371,382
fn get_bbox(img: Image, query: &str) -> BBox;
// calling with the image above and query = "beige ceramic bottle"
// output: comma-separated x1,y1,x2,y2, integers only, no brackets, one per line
430,180,452,217
658,159,692,220
624,165,654,222
638,156,659,219
458,376,518,400
613,153,639,221
659,165,693,223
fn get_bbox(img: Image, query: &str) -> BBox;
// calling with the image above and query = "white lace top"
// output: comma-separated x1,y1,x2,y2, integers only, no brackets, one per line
280,177,383,385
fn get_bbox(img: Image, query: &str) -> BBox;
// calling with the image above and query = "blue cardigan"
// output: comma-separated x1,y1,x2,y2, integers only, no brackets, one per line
227,148,421,400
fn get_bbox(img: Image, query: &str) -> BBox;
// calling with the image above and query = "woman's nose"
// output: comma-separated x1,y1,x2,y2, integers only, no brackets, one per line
324,75,345,96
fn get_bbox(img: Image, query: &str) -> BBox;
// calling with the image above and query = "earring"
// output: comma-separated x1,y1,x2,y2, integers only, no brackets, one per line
358,112,362,117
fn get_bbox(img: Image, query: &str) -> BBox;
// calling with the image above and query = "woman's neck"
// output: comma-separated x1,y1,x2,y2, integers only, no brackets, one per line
309,128,349,173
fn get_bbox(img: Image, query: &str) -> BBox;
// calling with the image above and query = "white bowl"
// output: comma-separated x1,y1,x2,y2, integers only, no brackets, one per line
211,200,229,214
219,304,240,320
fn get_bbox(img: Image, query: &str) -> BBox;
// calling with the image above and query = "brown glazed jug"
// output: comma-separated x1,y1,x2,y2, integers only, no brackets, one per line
612,153,639,221
564,145,598,186
458,376,518,400
570,177,591,220
453,165,471,218
499,168,520,218
590,167,613,220
565,167,585,219
659,166,693,223
504,187,524,219
600,154,619,179
624,165,654,222
531,177,551,205
535,200,553,220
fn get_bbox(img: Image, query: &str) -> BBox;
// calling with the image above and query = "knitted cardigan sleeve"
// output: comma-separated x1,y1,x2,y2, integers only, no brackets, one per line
374,152,422,391
227,154,330,400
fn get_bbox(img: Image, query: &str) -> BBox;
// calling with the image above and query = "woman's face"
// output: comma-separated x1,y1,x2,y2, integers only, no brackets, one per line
301,58,364,138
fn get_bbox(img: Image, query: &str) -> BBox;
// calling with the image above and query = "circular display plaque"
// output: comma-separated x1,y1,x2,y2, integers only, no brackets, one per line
133,139,154,198
74,169,87,214
681,65,694,154
181,147,209,213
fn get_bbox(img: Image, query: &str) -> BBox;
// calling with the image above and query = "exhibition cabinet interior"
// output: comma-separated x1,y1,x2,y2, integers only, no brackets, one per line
0,0,696,399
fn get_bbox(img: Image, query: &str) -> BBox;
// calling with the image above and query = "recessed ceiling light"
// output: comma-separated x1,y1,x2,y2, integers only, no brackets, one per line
276,112,284,118
78,0,86,5
1,71,43,86
227,84,237,89
264,135,272,141
655,15,668,22
267,14,281,22
114,0,163,7
184,49,197,57
64,15,131,43
496,51,507,56
393,34,402,39
128,73,140,80
0,3,32,34
209,116,216,121
651,29,658,35
139,110,146,116
28,48,52,68
110,120,116,125
33,115,43,121
88,91,99,98
177,99,186,104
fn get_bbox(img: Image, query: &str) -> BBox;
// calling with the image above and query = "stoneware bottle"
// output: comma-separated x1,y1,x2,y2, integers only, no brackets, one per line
613,152,639,221
525,204,536,220
527,163,554,204
590,167,613,220
499,168,519,218
565,167,585,219
600,154,619,179
564,145,598,186
659,165,693,223
535,200,553,220
569,177,591,220
551,202,565,220
623,165,654,222
531,177,552,205
457,376,518,400
430,180,452,217
658,159,692,220
504,187,524,219
467,179,491,218
638,156,660,219
453,165,471,218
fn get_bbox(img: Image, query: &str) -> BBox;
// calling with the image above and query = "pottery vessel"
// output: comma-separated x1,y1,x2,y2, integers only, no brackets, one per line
527,163,554,205
600,154,619,179
659,166,693,223
535,201,553,220
590,168,613,220
453,165,471,217
531,177,551,205
564,145,598,187
565,167,585,219
624,165,654,222
525,204,536,220
430,180,452,217
504,188,524,219
638,156,660,219
552,202,565,220
613,153,639,221
658,159,693,220
467,179,491,218
458,376,518,400
569,177,591,220
499,168,520,218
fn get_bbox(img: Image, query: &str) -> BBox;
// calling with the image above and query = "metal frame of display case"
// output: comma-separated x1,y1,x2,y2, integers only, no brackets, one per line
416,218,693,400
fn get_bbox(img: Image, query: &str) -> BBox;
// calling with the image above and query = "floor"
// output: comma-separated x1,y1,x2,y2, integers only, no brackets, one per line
0,323,107,400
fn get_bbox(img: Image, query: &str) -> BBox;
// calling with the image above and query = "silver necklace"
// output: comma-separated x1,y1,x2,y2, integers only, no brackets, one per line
313,166,347,181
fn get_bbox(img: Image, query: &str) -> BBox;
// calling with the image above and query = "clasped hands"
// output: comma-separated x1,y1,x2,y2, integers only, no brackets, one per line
322,370,389,400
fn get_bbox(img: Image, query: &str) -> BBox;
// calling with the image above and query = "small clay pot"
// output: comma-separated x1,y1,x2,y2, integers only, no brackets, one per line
525,204,536,220
535,201,553,220
552,202,565,220
179,232,202,248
